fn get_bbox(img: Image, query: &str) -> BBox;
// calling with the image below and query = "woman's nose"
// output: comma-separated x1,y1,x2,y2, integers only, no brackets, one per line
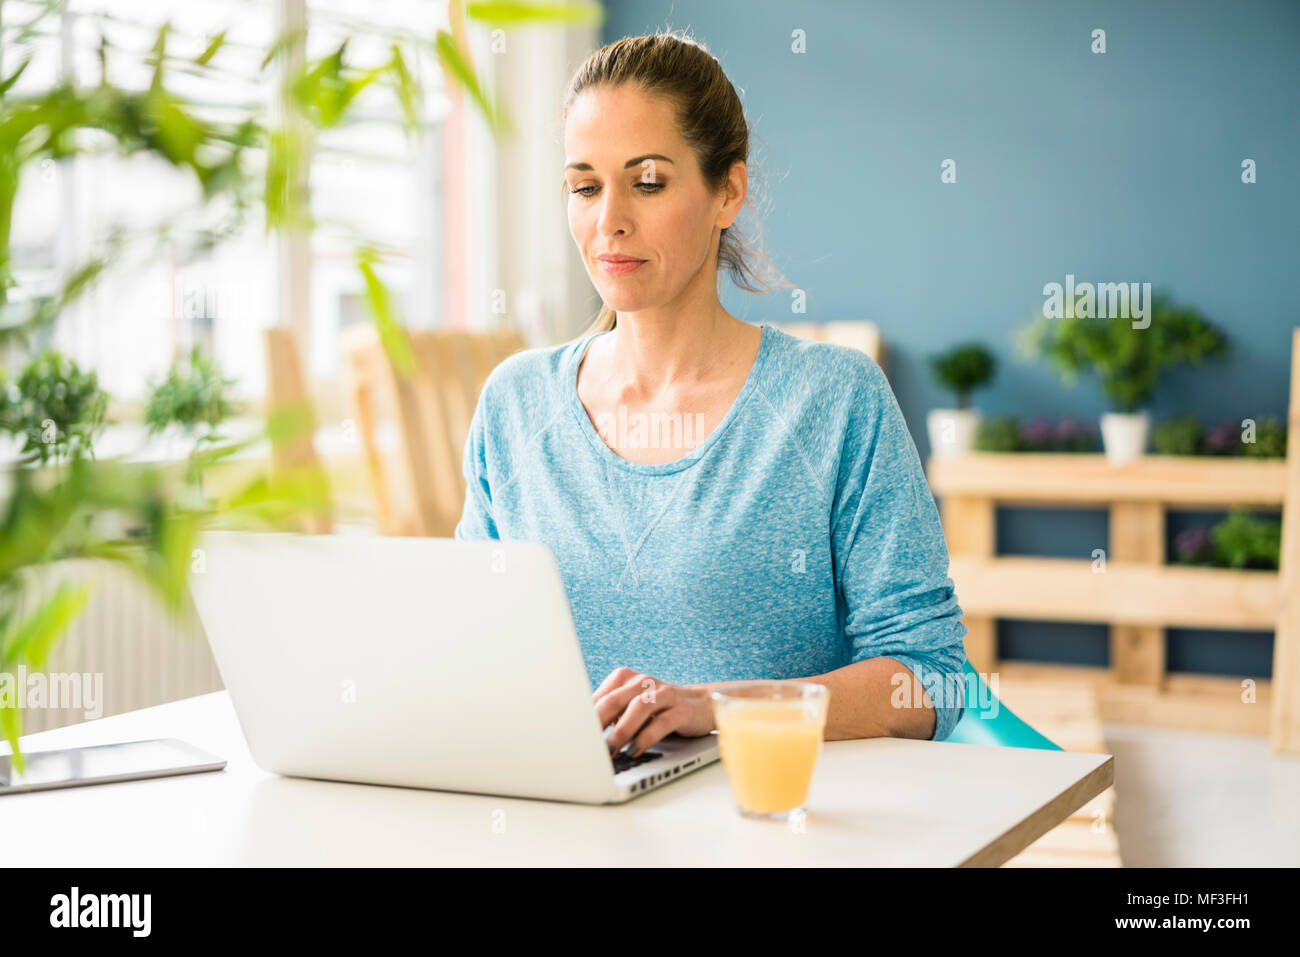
595,191,632,236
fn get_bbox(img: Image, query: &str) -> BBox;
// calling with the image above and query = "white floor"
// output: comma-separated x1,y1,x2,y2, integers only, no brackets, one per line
1103,722,1300,866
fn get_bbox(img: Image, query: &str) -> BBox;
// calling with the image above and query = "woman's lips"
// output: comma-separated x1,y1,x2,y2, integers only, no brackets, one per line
598,257,646,276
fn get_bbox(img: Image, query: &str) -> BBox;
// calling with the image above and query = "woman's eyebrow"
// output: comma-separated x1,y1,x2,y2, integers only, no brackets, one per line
564,153,675,171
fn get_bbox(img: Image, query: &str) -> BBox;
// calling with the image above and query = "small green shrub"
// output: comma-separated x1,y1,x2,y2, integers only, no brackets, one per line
1152,416,1203,455
0,349,108,464
929,343,996,410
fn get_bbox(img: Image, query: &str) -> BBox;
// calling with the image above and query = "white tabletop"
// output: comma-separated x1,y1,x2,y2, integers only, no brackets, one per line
2,691,1113,867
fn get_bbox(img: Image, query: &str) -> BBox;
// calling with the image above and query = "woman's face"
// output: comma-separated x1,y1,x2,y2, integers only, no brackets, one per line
563,83,744,313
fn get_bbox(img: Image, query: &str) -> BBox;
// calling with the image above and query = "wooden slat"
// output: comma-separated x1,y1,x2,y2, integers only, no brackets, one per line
263,327,332,534
1110,502,1165,686
992,660,1270,737
342,324,441,537
928,453,1287,507
947,556,1280,629
341,323,529,540
1271,329,1300,753
408,332,469,536
820,320,884,368
940,495,997,672
779,322,824,341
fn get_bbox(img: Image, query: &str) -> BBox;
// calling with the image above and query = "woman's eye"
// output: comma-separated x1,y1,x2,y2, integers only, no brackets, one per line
567,182,665,197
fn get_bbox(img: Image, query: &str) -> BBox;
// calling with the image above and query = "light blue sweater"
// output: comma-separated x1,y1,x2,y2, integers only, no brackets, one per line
455,322,969,740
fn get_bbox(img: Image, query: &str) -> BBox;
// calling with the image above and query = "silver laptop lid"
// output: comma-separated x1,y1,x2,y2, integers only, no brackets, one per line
190,531,620,803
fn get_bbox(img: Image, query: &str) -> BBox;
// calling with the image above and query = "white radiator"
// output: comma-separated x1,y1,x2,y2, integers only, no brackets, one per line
7,559,224,736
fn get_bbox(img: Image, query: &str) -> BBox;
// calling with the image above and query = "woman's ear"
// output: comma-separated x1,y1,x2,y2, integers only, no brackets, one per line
716,160,748,230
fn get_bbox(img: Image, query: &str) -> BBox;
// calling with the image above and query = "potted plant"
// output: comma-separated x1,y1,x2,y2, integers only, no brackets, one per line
144,346,238,499
1017,291,1229,464
927,343,996,458
0,350,108,466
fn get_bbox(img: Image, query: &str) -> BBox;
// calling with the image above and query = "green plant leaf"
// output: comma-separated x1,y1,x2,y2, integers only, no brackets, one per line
466,2,603,26
196,31,227,67
434,29,508,136
0,580,93,671
357,246,416,376
0,56,34,98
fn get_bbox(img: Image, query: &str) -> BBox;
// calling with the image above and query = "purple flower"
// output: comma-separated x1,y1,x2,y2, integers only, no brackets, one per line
1054,417,1082,440
1204,419,1240,455
1019,417,1053,449
1175,526,1212,563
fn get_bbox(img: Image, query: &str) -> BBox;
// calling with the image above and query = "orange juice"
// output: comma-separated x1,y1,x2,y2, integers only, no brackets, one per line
715,700,826,815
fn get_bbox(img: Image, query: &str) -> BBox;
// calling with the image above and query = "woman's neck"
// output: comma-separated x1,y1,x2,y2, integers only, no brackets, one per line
601,287,752,396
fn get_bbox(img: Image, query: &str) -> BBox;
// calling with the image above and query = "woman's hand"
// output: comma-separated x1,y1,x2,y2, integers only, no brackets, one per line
594,667,716,756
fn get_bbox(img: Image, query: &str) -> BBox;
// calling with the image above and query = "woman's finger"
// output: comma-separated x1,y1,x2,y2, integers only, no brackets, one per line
605,682,675,754
594,671,659,729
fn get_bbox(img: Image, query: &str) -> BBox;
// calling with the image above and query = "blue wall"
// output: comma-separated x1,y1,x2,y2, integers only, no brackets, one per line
601,0,1298,676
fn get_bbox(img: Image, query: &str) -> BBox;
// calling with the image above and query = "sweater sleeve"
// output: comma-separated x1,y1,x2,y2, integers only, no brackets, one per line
454,395,500,541
830,357,968,741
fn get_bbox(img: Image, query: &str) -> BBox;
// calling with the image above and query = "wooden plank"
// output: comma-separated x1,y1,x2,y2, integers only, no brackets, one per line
263,327,331,534
1101,679,1269,735
341,325,441,537
993,660,1271,737
1271,329,1300,753
409,332,470,537
927,452,1287,507
940,496,997,671
946,556,1280,629
819,320,884,367
1110,502,1166,686
341,329,397,534
777,322,824,341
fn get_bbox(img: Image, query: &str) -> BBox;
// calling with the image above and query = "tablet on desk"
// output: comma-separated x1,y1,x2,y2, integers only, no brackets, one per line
0,738,226,795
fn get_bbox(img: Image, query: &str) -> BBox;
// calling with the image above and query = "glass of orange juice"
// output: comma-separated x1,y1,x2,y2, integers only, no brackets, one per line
709,681,830,821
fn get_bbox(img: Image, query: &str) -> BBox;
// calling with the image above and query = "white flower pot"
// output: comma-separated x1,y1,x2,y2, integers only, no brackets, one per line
1099,411,1149,464
927,408,981,459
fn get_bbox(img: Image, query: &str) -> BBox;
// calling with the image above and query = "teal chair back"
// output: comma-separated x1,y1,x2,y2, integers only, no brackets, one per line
944,659,1063,750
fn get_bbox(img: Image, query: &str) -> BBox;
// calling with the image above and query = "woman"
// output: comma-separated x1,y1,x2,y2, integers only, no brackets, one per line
456,31,968,759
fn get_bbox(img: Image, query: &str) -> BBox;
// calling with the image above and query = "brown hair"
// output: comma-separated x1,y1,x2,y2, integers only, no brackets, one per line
561,30,792,338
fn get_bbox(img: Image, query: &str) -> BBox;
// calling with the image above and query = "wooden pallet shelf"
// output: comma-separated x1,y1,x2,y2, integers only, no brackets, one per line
926,328,1300,753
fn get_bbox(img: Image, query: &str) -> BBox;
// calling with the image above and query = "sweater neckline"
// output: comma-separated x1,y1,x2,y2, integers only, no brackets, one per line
566,322,773,476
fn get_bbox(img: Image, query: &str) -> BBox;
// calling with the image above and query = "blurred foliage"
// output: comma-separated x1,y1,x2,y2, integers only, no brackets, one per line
0,350,108,465
1152,415,1203,456
144,347,239,445
1016,290,1230,413
974,414,1098,453
1242,416,1287,459
928,343,995,409
144,347,240,493
0,0,601,770
0,418,331,771
1152,414,1286,458
1210,511,1282,570
1174,512,1282,569
1171,510,1282,571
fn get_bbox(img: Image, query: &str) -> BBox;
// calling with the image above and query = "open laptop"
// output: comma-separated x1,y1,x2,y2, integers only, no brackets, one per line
189,531,719,804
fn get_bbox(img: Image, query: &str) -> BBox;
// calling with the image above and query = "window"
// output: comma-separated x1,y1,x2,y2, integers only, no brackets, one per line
4,0,450,409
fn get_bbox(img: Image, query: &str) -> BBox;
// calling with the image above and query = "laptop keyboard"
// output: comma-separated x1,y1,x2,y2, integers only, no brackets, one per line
611,749,663,774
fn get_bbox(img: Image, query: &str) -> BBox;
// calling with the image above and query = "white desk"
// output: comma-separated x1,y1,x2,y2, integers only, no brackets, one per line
2,692,1113,867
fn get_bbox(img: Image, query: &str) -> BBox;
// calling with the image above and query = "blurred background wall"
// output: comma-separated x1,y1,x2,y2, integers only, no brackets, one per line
602,0,1300,675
